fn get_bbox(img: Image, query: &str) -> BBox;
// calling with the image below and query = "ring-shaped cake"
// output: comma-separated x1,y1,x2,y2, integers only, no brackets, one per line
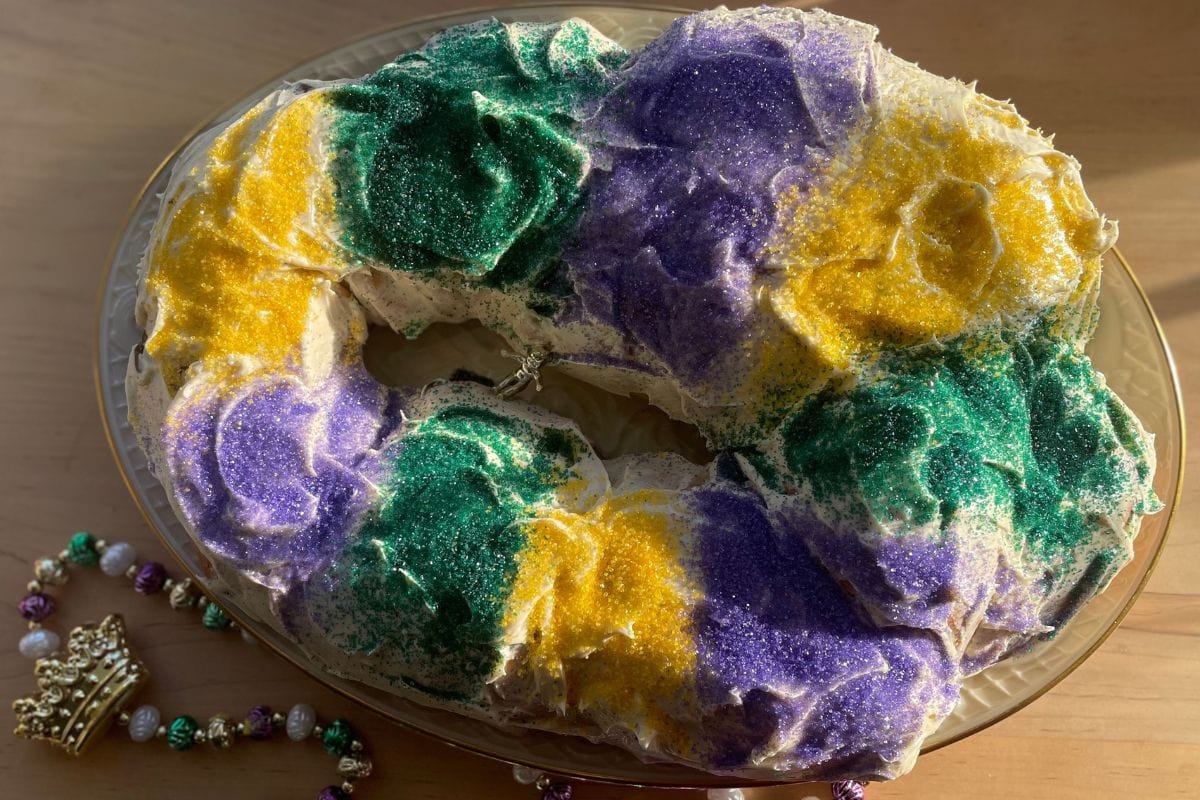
127,6,1160,781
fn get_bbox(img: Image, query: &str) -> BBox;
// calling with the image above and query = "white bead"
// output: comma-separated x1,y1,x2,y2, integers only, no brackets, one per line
128,704,161,742
100,542,138,577
18,628,60,659
706,790,745,800
512,765,543,785
286,703,316,741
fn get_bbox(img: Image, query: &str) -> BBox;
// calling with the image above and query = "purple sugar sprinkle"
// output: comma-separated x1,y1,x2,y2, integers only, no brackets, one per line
568,8,877,384
690,487,959,775
134,561,168,595
164,365,396,585
245,705,274,740
18,592,56,622
792,507,992,635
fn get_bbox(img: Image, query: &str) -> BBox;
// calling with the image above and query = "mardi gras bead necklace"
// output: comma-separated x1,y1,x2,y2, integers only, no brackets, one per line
12,532,372,799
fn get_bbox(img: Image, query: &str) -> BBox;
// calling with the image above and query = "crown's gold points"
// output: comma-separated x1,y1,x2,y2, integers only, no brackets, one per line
12,614,149,755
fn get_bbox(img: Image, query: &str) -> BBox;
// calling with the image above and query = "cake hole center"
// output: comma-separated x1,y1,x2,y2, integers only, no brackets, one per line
363,321,713,464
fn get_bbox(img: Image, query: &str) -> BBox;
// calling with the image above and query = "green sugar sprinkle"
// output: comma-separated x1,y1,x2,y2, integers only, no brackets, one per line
318,403,585,698
778,321,1158,561
328,20,627,312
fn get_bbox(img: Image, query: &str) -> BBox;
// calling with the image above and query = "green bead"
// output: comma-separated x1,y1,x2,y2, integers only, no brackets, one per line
66,532,98,566
167,715,199,751
321,718,355,756
202,603,231,630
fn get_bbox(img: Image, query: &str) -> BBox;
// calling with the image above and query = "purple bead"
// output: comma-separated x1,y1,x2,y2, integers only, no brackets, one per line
316,787,347,800
134,561,168,595
542,783,573,800
245,705,274,740
18,592,56,622
832,780,866,800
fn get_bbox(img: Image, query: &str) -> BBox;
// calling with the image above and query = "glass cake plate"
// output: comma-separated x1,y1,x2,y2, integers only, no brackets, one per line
94,4,1185,788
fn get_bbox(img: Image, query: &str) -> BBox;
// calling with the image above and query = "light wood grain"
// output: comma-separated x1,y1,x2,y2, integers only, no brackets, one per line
1,1,1196,798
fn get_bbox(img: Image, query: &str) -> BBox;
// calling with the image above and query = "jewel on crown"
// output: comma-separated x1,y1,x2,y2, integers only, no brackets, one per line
12,614,149,755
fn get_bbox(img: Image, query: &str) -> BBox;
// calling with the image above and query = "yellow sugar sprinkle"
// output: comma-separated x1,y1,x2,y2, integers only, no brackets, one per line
145,92,340,391
764,91,1104,373
504,489,698,753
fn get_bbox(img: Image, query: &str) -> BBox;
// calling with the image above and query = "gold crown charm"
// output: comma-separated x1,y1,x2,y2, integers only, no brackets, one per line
12,614,149,755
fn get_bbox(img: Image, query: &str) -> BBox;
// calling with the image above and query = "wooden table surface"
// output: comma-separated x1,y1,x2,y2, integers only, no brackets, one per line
1,1,1196,797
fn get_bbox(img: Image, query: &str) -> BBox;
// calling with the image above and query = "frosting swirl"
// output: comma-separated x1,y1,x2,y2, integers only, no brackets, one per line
329,20,626,307
568,9,876,386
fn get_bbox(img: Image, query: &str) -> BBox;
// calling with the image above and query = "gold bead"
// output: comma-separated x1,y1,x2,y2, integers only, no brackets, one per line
206,715,235,749
26,579,43,594
34,558,67,586
155,725,167,738
313,724,324,737
124,564,140,580
341,782,355,795
168,578,199,610
117,711,131,726
350,740,364,753
271,712,286,726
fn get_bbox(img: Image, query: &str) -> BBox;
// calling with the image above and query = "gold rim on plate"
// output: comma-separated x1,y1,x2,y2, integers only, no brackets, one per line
92,4,1186,788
